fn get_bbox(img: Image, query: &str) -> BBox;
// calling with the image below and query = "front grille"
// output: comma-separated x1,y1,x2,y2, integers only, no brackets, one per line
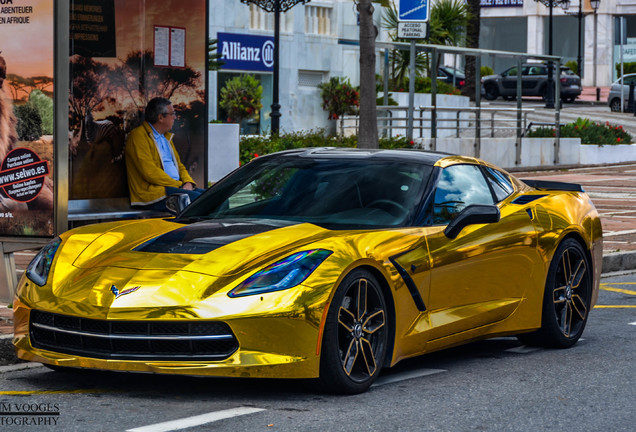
29,310,239,361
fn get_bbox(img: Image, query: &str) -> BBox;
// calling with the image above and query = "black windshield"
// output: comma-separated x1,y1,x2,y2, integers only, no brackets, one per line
179,156,433,229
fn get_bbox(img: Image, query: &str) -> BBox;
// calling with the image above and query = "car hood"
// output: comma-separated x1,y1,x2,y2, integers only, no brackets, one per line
68,218,334,277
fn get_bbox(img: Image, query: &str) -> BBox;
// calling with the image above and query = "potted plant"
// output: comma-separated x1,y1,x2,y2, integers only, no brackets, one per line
318,76,359,135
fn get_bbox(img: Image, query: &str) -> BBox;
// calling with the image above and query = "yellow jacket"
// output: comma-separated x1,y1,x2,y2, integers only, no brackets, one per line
125,121,195,206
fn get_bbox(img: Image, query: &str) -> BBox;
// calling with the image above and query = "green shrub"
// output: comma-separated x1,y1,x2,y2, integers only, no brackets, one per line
616,62,636,77
526,117,632,145
565,60,578,75
239,130,417,165
318,77,360,120
480,66,494,77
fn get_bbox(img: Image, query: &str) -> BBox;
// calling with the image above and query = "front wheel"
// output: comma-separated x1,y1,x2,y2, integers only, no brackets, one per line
484,84,499,101
318,269,389,394
609,98,623,112
518,238,592,348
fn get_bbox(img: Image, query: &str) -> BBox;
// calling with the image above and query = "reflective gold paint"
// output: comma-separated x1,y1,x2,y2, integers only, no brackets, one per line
14,159,602,379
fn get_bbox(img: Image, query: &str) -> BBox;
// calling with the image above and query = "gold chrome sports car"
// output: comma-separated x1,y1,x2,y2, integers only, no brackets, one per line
14,148,602,394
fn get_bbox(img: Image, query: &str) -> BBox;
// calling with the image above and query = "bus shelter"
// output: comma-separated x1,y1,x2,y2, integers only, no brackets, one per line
0,0,208,302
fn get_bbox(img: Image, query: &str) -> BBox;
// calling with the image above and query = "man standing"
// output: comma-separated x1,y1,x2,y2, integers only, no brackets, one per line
125,97,203,210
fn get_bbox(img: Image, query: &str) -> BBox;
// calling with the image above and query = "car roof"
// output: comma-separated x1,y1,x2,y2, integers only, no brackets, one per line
259,147,456,166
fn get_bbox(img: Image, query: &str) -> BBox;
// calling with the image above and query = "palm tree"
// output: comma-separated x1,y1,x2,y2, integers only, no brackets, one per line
463,0,481,101
358,0,378,148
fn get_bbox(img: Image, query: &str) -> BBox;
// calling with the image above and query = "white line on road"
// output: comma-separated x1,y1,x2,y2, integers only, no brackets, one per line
629,322,636,326
126,407,266,432
372,368,446,387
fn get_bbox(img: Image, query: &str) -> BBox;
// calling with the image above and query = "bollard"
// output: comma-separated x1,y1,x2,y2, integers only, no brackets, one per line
629,82,636,113
596,87,600,102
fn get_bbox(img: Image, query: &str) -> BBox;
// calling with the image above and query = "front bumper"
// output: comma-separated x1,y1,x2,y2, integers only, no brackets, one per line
13,292,325,379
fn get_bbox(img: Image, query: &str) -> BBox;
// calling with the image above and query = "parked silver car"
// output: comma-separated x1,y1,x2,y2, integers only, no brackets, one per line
481,64,582,103
608,73,636,112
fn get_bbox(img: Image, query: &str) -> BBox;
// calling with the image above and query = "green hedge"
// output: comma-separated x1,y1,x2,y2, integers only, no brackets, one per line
616,62,636,77
240,130,417,165
526,117,632,145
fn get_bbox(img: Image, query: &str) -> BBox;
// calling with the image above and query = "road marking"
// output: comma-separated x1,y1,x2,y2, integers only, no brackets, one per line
594,305,636,308
372,368,446,387
602,229,636,237
126,407,266,432
0,389,111,395
600,285,636,295
629,322,636,326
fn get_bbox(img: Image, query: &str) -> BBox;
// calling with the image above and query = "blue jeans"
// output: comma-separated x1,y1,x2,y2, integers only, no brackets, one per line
143,186,205,212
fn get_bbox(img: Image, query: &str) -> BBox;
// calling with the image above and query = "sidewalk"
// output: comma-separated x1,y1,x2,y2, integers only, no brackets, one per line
577,86,610,104
2,161,636,364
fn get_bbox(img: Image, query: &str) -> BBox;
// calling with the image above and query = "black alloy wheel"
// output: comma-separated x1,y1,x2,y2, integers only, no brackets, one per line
518,238,592,348
318,269,389,394
609,98,623,112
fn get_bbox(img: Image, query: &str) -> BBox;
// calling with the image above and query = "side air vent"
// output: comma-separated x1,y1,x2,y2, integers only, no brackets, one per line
512,194,548,205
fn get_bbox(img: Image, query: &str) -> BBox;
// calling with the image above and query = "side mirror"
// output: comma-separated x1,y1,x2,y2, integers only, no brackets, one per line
165,193,191,215
444,204,500,239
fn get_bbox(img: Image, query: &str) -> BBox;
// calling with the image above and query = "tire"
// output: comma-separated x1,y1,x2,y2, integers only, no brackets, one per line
609,98,623,112
518,238,592,348
318,269,389,394
484,84,499,101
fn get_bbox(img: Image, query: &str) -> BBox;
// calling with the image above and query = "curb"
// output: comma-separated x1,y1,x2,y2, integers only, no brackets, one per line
0,251,635,367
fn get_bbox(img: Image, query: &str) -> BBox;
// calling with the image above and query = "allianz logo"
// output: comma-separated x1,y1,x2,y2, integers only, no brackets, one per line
221,40,275,68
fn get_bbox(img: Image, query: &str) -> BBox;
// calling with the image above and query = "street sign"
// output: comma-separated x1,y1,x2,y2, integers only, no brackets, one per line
398,0,429,22
398,22,428,39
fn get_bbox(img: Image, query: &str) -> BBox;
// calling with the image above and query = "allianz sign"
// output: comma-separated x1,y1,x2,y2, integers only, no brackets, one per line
218,32,275,72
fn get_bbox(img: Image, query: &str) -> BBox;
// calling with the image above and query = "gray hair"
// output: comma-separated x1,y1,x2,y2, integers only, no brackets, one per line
145,97,172,124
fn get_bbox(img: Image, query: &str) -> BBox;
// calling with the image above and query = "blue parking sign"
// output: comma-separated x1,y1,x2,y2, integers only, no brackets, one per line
398,0,429,22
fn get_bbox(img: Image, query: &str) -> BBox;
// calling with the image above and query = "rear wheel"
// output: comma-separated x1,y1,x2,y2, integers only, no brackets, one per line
518,239,592,348
318,269,389,394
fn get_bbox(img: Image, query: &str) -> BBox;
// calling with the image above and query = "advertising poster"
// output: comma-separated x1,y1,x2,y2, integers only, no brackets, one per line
69,0,207,201
0,0,54,237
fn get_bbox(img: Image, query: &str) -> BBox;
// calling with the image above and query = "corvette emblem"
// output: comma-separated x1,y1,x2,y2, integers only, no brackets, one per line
110,285,140,299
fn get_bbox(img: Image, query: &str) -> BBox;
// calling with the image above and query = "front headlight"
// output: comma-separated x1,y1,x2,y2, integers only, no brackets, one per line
228,249,332,298
26,237,61,286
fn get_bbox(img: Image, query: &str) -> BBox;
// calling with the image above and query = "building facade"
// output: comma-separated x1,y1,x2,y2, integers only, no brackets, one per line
480,0,634,87
208,0,636,134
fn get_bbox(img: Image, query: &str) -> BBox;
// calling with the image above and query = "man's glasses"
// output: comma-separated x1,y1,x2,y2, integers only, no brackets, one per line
162,111,177,117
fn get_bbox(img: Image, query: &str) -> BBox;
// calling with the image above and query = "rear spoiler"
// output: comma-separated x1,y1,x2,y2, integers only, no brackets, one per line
521,179,584,192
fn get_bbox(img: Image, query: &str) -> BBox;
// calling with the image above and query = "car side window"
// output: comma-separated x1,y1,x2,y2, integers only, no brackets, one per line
483,167,514,202
507,67,517,76
432,165,495,225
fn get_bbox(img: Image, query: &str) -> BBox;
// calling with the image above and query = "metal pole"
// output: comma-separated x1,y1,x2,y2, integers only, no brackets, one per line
475,55,481,157
407,40,416,141
516,57,523,165
593,9,598,100
576,0,582,77
546,1,555,109
555,60,561,164
55,0,70,235
621,17,625,112
270,1,281,134
431,47,438,145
